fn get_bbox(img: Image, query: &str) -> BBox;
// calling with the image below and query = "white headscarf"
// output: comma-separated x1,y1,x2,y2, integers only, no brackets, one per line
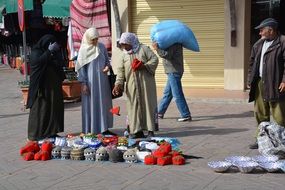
75,27,100,71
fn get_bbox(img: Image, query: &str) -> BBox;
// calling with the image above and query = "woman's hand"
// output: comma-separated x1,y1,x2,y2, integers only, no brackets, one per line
279,82,285,92
81,84,89,95
102,66,110,73
112,84,122,96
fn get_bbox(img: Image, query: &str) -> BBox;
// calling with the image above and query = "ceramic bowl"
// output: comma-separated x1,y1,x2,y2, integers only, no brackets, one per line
225,156,252,165
252,155,279,163
259,162,281,173
235,161,259,173
208,161,232,173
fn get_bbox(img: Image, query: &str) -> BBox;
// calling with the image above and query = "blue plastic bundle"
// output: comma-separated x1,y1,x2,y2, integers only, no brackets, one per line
150,20,200,52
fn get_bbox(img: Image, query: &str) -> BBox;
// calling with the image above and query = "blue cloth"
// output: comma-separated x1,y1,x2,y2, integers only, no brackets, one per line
77,43,113,134
150,137,181,150
150,20,200,51
158,73,191,118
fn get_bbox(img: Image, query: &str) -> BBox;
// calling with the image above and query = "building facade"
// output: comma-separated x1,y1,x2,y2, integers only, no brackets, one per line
111,0,284,91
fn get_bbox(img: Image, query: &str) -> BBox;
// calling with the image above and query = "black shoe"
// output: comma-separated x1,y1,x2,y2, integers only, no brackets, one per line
102,130,118,136
129,131,145,139
49,134,61,138
147,131,155,138
249,141,258,149
136,131,146,138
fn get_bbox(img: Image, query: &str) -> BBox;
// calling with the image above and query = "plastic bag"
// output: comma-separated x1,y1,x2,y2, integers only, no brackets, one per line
150,20,200,51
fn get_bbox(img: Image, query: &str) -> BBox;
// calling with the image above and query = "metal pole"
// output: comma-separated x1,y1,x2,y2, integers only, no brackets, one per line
111,0,122,46
23,27,27,81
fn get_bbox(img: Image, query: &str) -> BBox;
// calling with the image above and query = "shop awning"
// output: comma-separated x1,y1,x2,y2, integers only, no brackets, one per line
0,5,4,23
0,0,33,26
5,0,33,14
0,0,5,24
42,0,72,18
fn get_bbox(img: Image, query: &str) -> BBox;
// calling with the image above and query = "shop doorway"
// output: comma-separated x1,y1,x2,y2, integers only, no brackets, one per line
251,0,285,46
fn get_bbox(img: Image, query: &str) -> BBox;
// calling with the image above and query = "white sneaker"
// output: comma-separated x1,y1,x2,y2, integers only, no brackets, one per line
177,116,192,122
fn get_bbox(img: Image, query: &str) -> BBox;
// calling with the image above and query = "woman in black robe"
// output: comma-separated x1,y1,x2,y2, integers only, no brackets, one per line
26,34,65,141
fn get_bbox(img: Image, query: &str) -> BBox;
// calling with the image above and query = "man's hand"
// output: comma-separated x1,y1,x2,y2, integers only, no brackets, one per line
112,84,122,96
279,82,285,92
81,84,89,95
152,42,158,50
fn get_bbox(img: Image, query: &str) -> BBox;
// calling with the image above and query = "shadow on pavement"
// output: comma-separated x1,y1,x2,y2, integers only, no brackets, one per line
162,111,253,121
0,112,29,118
193,111,253,121
157,126,249,138
64,101,81,109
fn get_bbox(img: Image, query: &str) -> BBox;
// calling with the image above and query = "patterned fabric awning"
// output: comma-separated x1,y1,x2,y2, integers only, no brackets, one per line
70,0,112,52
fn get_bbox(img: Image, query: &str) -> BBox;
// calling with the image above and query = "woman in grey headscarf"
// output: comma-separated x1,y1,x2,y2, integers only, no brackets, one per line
112,32,159,138
77,27,113,135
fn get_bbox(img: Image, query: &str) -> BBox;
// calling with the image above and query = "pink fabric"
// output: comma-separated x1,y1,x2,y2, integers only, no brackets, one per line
70,0,111,52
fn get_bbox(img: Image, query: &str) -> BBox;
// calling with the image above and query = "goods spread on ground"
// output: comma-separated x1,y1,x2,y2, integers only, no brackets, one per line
19,133,186,166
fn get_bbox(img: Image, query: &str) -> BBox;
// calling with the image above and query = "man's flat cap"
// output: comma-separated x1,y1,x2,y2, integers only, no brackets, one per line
255,18,278,29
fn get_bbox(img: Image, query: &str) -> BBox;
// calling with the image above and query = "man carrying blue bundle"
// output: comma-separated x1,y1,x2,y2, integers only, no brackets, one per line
152,43,192,122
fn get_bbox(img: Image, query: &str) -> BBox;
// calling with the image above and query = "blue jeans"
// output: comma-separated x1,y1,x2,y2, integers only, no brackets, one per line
158,73,191,118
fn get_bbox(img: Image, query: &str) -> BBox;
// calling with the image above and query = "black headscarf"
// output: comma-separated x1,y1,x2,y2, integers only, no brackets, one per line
26,34,63,108
33,34,57,50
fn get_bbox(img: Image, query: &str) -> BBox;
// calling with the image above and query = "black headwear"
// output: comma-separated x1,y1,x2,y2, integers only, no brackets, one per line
33,34,57,50
26,34,60,108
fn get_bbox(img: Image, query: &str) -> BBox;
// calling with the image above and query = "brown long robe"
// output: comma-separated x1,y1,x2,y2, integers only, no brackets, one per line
116,44,159,134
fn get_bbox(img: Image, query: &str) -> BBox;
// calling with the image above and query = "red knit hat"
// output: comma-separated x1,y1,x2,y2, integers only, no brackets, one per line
144,155,157,165
172,155,185,165
157,156,172,166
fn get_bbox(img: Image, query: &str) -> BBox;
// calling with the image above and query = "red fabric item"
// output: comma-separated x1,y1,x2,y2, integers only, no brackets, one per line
159,142,172,153
172,155,185,165
157,156,172,166
41,141,53,152
131,58,143,71
23,152,35,161
34,151,42,160
20,142,40,155
110,106,120,116
98,134,118,146
169,150,180,157
34,141,53,161
41,151,51,161
144,155,157,165
34,151,51,161
153,148,168,158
